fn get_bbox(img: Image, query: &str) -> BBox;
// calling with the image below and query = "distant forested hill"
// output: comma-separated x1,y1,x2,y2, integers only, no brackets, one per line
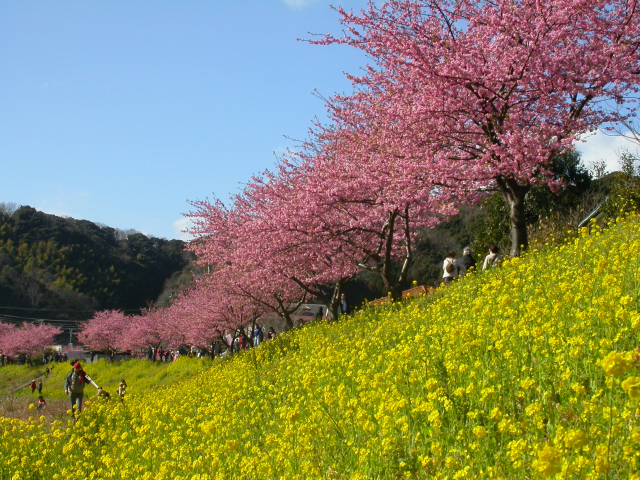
0,204,193,322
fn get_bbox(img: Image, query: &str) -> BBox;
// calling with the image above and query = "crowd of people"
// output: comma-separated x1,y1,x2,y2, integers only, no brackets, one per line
0,351,68,367
223,325,277,354
146,347,185,363
442,246,502,285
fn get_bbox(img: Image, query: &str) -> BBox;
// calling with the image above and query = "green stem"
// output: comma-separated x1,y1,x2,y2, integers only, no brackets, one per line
606,382,613,477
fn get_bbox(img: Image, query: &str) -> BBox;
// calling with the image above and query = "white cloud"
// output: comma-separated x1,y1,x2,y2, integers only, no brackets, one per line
575,130,639,173
283,0,318,8
173,217,194,241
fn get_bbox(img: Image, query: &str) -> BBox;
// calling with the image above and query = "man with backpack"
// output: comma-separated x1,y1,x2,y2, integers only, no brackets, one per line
442,251,459,286
64,362,91,418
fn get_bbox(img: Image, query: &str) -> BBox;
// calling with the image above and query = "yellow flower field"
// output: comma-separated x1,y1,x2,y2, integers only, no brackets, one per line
3,215,640,479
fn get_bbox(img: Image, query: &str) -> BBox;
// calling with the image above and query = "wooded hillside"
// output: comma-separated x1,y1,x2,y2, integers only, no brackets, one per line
0,205,192,324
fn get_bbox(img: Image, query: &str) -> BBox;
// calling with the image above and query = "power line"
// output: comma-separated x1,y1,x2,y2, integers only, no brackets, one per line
0,306,96,312
0,313,87,324
0,305,142,313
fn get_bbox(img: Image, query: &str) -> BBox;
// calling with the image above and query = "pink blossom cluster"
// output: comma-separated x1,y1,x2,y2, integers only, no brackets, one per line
76,297,263,357
0,322,62,360
311,0,640,256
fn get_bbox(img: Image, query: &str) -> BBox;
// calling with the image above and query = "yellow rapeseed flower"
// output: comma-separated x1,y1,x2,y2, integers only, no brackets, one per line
472,426,487,439
564,429,588,449
622,376,640,399
533,445,562,476
602,351,633,377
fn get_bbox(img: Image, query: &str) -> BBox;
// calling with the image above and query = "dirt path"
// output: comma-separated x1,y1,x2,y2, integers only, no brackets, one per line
0,396,70,423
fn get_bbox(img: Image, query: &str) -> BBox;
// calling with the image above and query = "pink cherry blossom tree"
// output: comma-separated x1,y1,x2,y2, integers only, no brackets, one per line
118,308,171,358
0,322,62,364
227,168,360,318
190,112,460,304
172,274,267,354
77,310,131,362
286,115,462,299
187,199,309,330
314,0,640,256
0,322,16,361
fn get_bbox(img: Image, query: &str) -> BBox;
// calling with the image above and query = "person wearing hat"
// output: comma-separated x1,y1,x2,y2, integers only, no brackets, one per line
64,362,91,418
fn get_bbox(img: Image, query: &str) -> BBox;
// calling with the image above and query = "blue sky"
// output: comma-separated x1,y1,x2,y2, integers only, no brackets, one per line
0,1,634,240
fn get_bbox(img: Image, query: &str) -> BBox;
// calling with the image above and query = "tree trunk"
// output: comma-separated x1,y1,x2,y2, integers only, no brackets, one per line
379,210,397,298
381,208,412,302
327,279,344,321
394,207,413,301
282,311,294,330
356,208,413,302
288,276,351,322
496,176,530,257
388,284,404,302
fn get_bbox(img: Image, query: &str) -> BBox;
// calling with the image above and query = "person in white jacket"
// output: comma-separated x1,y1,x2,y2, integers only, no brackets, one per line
442,251,458,286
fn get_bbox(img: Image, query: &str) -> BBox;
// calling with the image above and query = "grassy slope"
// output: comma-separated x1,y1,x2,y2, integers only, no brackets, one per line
1,357,212,400
3,215,640,479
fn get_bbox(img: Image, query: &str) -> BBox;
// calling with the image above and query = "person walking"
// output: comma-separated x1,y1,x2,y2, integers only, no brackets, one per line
482,245,502,271
456,247,476,278
36,396,47,411
64,363,91,418
117,380,127,401
37,380,43,394
253,324,264,347
338,294,349,316
30,380,36,393
442,251,459,286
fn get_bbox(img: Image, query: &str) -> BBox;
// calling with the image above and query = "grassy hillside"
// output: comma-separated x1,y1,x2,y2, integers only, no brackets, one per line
2,214,640,479
0,357,212,401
